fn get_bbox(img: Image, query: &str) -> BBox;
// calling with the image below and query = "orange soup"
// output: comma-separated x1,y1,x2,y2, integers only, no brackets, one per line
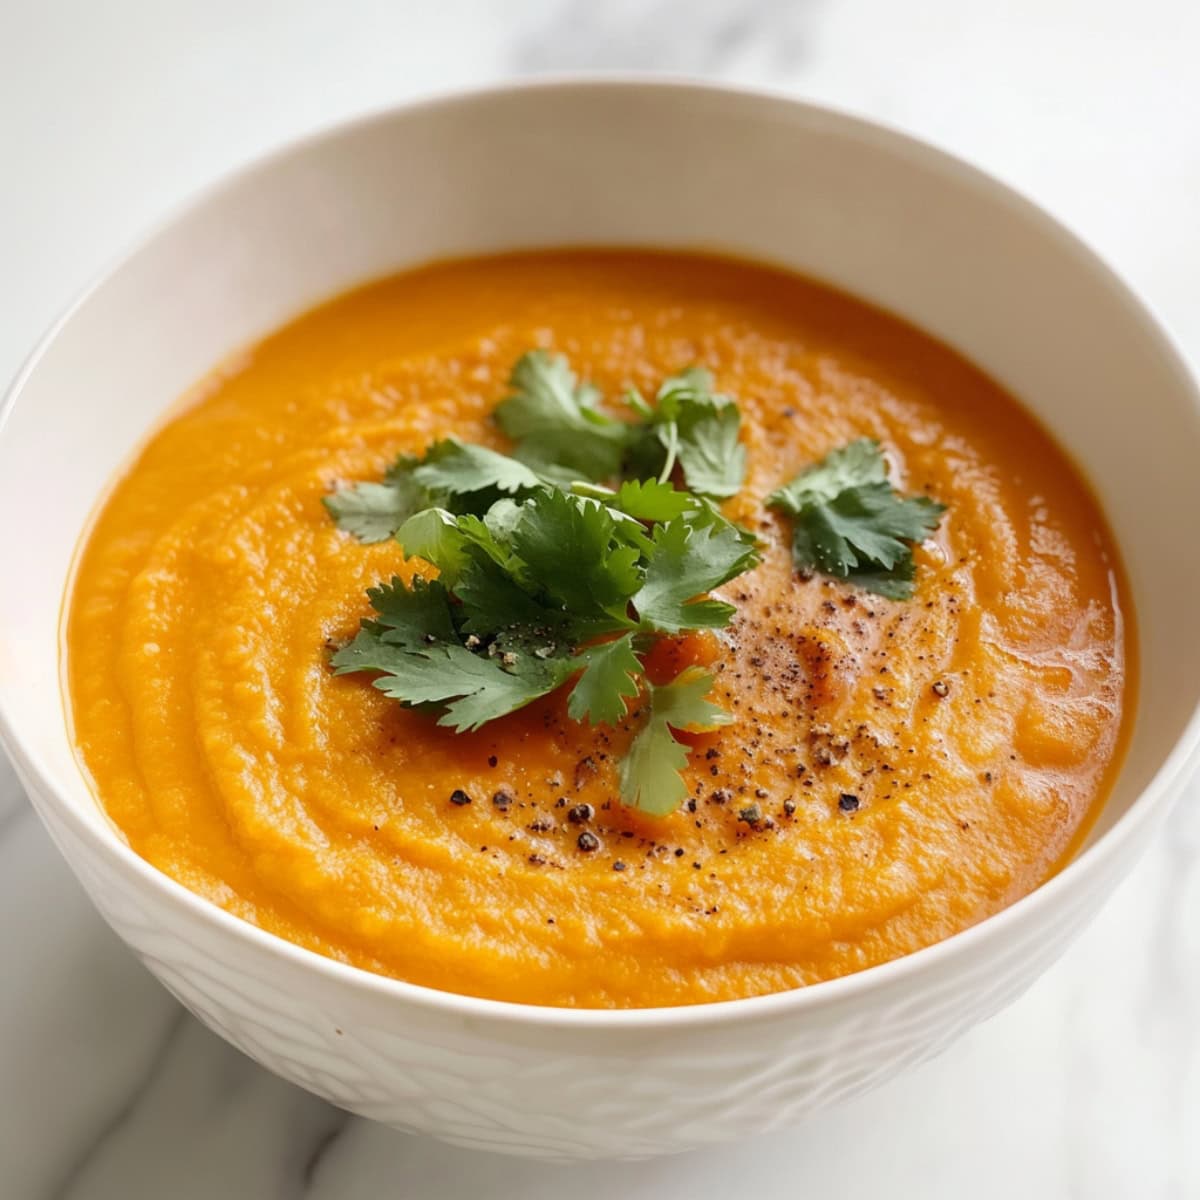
66,251,1132,1007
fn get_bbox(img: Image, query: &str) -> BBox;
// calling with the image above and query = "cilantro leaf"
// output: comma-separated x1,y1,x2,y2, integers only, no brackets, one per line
620,713,692,817
410,437,543,496
453,550,572,639
332,489,750,782
455,509,530,578
494,351,630,481
607,478,698,523
767,439,945,599
654,369,746,498
395,493,638,644
325,439,542,544
567,633,643,726
768,438,885,515
787,483,941,574
481,496,524,542
362,576,456,645
413,502,582,646
632,510,760,632
674,399,745,498
649,664,732,732
323,475,426,543
335,633,571,731
509,490,642,620
394,509,470,584
620,667,732,815
435,656,572,730
331,576,574,731
565,481,658,553
844,558,918,601
624,368,747,498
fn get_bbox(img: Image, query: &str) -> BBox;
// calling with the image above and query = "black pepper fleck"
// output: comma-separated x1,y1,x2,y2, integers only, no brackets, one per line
839,793,860,812
567,803,594,825
577,831,600,852
449,789,472,807
574,755,598,788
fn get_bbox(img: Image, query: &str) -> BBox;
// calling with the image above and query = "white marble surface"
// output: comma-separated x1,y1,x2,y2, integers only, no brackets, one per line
1,1,1198,1195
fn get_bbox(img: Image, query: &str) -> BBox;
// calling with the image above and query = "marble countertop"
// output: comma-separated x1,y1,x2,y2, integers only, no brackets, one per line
2,1,1198,1195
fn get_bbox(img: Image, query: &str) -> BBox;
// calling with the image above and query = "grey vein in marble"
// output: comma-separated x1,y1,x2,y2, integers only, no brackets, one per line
52,1010,190,1200
513,0,820,76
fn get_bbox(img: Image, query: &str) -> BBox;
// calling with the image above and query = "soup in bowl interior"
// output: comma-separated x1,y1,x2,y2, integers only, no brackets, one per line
66,248,1131,1008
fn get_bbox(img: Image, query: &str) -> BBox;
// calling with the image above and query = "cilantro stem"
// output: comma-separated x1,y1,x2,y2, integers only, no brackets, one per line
657,421,680,485
569,480,617,500
625,388,654,419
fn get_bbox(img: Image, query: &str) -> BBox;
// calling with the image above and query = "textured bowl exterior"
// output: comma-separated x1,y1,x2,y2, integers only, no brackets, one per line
2,81,1199,1161
12,745,1186,1161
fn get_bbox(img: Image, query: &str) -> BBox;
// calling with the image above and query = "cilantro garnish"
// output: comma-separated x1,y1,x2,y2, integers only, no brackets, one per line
409,438,543,496
322,476,426,544
767,438,946,599
494,353,747,498
630,510,757,632
567,633,643,726
628,368,747,498
323,437,542,543
494,350,631,483
620,667,732,815
331,577,573,730
331,481,756,809
332,490,755,744
605,478,698,523
325,354,946,814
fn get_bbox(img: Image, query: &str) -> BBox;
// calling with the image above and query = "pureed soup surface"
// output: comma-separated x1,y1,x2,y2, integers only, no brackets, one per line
67,251,1132,1008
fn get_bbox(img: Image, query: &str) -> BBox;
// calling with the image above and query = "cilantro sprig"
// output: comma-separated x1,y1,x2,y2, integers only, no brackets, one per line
325,354,946,815
494,351,631,483
620,667,732,815
331,489,757,807
496,351,747,498
625,367,747,498
323,437,544,543
767,438,945,599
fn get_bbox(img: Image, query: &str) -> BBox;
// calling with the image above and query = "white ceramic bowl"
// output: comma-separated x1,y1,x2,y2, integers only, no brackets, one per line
2,80,1198,1162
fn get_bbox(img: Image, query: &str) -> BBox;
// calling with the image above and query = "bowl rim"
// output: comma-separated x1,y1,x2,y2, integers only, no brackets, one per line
3,73,1199,1030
